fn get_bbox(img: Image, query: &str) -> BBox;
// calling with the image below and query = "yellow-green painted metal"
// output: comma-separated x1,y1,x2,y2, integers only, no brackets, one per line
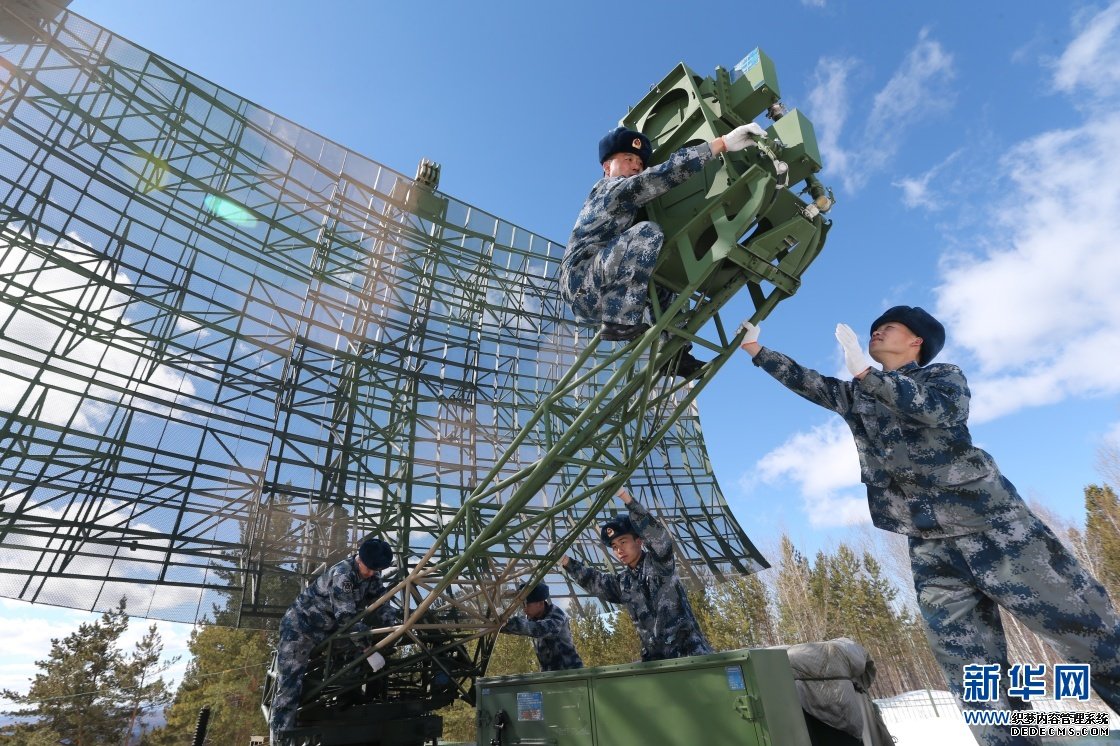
0,4,763,633
475,648,812,746
301,45,833,714
621,47,826,297
0,6,832,739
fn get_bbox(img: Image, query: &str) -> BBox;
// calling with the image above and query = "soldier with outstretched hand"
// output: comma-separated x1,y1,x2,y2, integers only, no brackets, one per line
739,308,1120,746
499,582,583,671
561,487,712,661
271,538,399,744
560,122,769,378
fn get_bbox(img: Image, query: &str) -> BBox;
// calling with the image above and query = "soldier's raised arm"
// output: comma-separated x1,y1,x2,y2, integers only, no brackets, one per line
619,489,674,563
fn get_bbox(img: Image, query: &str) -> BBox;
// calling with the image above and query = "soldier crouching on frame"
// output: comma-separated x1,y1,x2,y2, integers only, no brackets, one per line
559,122,768,378
739,307,1120,746
270,537,398,744
499,582,584,671
561,487,713,661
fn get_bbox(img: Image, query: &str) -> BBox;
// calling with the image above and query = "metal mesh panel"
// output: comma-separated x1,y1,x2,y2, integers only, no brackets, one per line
0,7,765,627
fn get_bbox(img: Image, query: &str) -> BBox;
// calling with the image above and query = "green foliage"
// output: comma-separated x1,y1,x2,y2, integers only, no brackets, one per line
146,625,275,745
568,603,616,664
0,724,65,746
121,622,177,743
1085,483,1120,599
773,535,823,643
213,492,305,628
485,626,538,676
691,581,774,651
0,598,174,746
439,698,478,743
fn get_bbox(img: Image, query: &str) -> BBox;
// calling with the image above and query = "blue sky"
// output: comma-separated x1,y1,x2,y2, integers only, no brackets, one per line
3,0,1120,697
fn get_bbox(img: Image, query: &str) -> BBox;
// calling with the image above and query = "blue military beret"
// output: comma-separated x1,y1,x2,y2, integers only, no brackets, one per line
600,513,638,545
521,582,550,604
869,306,945,366
358,537,393,570
598,127,652,167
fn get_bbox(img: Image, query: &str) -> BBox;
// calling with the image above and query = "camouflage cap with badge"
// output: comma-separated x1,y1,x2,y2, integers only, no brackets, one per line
600,512,638,545
597,126,652,167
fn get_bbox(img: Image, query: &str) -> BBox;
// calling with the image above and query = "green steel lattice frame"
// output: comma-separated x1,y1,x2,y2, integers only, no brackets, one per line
0,7,768,641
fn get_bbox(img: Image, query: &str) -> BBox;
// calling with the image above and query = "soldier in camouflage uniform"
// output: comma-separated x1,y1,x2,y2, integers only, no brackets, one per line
500,582,583,671
740,307,1120,746
270,537,398,744
561,487,713,661
560,122,768,375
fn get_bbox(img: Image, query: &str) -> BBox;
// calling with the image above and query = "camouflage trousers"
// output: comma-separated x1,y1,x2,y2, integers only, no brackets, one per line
910,514,1120,746
270,611,320,743
562,221,672,326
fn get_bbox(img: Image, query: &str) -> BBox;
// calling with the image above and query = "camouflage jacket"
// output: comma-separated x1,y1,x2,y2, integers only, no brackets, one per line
753,347,1031,538
561,143,714,276
564,500,713,661
502,602,584,671
287,557,397,638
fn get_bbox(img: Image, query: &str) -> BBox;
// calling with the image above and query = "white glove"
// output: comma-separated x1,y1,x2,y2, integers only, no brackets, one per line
835,324,872,377
737,320,761,344
366,651,386,672
723,122,767,152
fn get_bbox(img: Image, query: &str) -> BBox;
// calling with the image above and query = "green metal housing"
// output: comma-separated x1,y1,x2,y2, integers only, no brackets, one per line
475,648,812,746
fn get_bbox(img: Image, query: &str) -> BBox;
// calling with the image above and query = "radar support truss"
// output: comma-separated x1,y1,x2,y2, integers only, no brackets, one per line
0,8,779,646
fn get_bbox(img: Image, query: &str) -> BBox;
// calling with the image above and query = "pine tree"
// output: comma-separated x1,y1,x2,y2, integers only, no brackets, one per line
604,606,642,663
731,572,779,648
569,602,617,665
147,625,275,745
701,574,776,650
0,598,162,746
773,535,825,643
1085,484,1120,599
854,550,909,693
821,545,862,639
121,623,177,745
214,493,304,627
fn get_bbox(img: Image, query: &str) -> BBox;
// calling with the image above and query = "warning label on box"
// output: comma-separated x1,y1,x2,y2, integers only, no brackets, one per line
517,691,543,721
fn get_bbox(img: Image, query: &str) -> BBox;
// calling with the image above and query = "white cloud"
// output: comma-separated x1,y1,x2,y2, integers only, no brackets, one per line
0,230,199,432
934,111,1120,421
746,420,869,528
807,56,857,187
867,29,955,130
1051,1,1120,100
894,150,962,211
812,30,956,194
0,495,217,621
744,32,1120,514
800,0,827,7
0,598,195,698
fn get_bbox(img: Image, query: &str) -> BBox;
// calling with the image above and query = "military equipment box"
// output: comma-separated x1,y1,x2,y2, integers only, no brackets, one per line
475,648,811,745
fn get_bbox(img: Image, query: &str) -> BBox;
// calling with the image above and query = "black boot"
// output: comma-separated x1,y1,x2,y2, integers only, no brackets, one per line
659,347,707,379
600,321,650,341
673,350,707,378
